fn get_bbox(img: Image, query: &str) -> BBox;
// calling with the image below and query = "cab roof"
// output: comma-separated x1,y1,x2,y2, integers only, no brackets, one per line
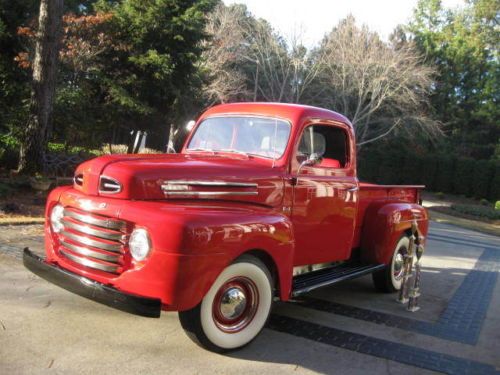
200,102,352,128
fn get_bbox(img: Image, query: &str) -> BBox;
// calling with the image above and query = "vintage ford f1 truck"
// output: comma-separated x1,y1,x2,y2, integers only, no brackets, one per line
24,103,428,352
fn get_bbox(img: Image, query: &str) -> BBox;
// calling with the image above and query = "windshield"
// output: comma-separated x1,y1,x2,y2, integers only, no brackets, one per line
187,116,291,159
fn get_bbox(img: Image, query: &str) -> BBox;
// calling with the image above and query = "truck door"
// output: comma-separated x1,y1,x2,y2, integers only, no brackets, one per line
291,123,358,266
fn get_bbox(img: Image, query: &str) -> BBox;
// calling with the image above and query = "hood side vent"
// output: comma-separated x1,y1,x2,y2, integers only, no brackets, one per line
74,174,83,187
99,176,122,194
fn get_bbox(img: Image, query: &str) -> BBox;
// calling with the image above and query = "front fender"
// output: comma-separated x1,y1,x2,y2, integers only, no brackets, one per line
360,202,428,265
177,208,295,308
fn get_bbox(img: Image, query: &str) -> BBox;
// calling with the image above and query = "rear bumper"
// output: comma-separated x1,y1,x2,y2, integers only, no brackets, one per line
23,248,161,318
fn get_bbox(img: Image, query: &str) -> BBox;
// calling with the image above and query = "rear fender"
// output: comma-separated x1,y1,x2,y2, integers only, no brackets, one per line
360,202,428,265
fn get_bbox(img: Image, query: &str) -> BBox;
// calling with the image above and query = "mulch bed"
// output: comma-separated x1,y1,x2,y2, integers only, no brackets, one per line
0,189,46,221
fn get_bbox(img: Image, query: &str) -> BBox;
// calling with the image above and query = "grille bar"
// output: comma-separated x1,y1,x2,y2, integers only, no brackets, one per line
60,231,122,252
60,249,120,273
60,240,121,263
62,218,125,241
64,208,126,231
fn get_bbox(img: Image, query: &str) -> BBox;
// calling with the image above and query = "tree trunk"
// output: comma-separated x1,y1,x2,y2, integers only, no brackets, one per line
17,0,64,174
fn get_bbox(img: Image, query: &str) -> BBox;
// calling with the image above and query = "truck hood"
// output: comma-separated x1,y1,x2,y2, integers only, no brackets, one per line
73,154,285,207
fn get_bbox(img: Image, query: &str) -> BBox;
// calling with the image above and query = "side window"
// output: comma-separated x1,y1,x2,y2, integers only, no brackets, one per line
297,125,349,168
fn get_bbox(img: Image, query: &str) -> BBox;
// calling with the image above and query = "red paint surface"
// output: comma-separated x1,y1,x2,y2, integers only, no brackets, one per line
42,103,428,311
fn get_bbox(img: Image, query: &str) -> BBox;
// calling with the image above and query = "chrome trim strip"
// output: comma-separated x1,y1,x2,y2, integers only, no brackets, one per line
60,249,119,273
164,180,258,188
163,191,259,196
60,231,122,252
60,240,120,263
98,175,122,194
62,219,125,241
64,209,126,231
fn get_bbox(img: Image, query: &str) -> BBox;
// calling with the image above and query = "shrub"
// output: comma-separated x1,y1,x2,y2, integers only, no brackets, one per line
48,142,96,155
489,164,500,201
0,134,20,170
453,158,475,196
0,183,13,198
139,147,162,154
435,192,445,200
99,144,129,155
479,199,490,206
98,144,162,155
434,156,454,193
451,204,500,220
356,149,498,201
380,157,402,184
495,201,500,211
472,160,495,200
420,154,437,189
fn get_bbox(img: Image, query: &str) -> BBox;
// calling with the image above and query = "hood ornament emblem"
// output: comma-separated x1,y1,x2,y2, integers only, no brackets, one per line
78,199,107,211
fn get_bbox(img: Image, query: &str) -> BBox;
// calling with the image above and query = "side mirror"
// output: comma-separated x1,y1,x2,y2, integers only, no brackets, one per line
297,153,322,176
304,153,322,166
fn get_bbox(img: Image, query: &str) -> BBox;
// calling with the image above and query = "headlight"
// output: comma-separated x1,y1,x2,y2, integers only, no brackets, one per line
50,204,65,233
129,228,151,261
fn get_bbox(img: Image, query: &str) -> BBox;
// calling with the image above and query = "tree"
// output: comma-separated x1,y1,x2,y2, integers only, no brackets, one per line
309,16,441,146
0,1,39,150
90,0,217,149
200,3,320,105
199,3,251,104
14,0,218,151
17,0,64,174
408,0,499,159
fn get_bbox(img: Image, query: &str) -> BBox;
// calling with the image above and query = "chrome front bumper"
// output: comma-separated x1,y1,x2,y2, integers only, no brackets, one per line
23,248,161,318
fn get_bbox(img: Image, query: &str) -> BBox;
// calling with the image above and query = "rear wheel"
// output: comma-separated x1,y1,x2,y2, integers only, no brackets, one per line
372,236,409,293
178,255,273,352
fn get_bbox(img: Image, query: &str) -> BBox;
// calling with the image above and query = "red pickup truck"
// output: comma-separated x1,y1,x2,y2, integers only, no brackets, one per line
24,103,428,352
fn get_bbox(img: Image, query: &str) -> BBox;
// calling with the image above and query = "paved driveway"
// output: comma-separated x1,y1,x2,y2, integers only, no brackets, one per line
0,222,499,374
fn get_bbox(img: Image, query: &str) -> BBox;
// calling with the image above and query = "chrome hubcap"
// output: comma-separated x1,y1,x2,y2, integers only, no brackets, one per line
393,252,405,280
220,287,247,320
212,277,259,333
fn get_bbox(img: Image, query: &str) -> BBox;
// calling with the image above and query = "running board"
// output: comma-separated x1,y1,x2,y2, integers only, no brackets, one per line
291,262,385,297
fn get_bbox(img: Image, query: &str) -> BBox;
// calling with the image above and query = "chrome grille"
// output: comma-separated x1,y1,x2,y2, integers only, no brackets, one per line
57,207,128,274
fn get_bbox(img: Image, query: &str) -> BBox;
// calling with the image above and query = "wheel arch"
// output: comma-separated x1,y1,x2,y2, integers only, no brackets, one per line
237,249,280,298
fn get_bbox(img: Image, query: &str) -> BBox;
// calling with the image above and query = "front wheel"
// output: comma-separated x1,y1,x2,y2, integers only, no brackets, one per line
178,255,273,352
372,236,409,293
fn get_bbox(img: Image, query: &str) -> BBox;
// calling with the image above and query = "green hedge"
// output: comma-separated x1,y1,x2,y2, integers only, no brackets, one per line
358,151,500,201
451,204,500,220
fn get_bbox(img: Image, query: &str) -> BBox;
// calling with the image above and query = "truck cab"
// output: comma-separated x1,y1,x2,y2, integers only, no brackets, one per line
24,103,428,352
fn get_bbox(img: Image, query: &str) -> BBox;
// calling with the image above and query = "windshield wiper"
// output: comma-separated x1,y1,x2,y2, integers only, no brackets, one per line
217,149,250,157
187,148,215,153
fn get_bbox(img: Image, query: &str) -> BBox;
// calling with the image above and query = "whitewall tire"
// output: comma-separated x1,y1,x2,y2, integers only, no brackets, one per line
372,236,409,293
179,255,273,352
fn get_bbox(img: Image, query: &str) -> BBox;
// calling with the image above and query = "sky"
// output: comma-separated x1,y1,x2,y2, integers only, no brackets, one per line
223,0,465,46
